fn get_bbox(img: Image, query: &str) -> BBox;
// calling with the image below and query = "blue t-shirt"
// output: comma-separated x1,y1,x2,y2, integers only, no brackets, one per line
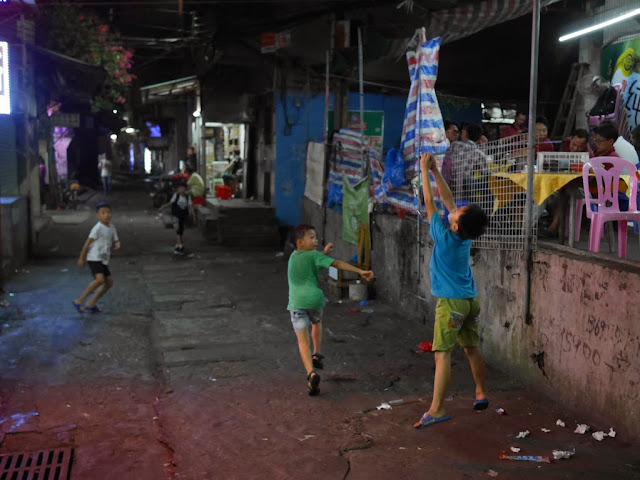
429,212,477,299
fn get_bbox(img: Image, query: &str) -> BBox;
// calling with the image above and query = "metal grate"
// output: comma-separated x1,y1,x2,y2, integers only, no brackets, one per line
0,448,73,480
449,133,534,250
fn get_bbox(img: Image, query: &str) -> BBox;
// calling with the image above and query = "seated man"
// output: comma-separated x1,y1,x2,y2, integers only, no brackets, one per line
543,129,593,236
534,116,554,153
222,149,243,194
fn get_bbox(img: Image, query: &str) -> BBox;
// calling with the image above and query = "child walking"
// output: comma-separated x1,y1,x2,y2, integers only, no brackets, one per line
159,182,194,255
73,202,120,313
414,153,489,429
288,225,374,396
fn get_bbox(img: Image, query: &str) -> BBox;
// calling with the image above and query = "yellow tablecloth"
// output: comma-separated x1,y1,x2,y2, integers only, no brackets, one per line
489,173,583,213
489,172,632,214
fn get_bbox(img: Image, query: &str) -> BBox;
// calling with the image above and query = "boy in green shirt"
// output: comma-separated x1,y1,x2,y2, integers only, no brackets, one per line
288,224,374,396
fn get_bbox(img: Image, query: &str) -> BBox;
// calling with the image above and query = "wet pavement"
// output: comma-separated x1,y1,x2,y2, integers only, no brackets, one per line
1,187,639,479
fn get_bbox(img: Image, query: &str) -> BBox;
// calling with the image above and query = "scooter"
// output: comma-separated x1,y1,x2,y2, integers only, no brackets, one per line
149,175,176,208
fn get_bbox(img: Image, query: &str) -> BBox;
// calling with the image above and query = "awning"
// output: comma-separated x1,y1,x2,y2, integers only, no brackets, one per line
385,0,561,58
140,75,199,103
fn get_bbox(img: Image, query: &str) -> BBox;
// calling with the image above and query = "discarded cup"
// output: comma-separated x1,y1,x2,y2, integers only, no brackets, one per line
388,399,404,406
349,308,359,313
496,408,506,415
360,300,369,306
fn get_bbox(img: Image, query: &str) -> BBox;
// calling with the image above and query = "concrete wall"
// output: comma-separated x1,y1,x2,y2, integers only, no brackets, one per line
274,92,406,226
303,198,640,441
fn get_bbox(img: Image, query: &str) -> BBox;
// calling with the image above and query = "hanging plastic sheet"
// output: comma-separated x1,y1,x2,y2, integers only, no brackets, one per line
342,176,370,245
382,29,448,215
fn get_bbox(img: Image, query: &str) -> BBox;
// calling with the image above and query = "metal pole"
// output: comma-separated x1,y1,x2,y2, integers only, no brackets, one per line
524,0,540,325
358,27,365,177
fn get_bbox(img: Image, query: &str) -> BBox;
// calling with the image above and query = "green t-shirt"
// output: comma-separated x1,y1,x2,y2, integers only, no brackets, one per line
187,173,205,197
287,250,335,310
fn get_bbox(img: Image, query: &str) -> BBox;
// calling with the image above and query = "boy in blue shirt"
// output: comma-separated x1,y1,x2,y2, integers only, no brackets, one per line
414,153,489,429
288,225,374,396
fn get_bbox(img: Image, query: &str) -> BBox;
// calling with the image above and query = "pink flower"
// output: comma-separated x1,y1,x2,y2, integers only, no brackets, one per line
97,25,108,35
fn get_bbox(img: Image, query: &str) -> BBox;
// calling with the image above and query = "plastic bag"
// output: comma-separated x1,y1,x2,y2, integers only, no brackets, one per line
383,148,405,188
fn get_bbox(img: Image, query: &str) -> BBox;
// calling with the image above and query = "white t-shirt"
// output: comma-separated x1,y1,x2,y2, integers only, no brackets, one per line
170,193,192,210
614,137,639,165
99,158,112,177
86,222,119,264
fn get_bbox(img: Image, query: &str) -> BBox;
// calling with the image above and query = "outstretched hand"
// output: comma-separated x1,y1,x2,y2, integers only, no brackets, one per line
359,270,374,282
420,153,433,171
323,242,334,255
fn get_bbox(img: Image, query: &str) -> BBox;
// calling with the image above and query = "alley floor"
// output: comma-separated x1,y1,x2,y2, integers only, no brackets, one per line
0,187,639,480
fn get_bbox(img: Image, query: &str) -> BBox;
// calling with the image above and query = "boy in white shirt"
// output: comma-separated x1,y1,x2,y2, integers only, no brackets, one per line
73,202,120,313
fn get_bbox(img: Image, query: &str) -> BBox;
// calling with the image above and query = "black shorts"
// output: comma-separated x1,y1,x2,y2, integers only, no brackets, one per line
88,261,111,278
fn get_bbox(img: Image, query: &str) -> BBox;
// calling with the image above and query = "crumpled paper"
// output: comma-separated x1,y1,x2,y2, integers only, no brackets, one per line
574,423,590,434
516,430,530,438
376,402,392,410
510,447,521,453
552,449,575,460
541,428,551,433
556,419,566,427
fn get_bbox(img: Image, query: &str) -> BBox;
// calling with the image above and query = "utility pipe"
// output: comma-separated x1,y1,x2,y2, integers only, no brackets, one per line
524,0,541,325
358,27,365,177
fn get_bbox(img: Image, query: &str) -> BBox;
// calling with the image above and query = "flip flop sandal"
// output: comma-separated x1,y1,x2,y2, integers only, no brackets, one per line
85,305,102,314
473,398,489,410
414,412,452,429
72,301,84,312
307,371,320,396
312,353,325,370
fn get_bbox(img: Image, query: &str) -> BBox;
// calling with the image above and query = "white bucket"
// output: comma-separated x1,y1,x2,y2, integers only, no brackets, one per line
348,281,368,302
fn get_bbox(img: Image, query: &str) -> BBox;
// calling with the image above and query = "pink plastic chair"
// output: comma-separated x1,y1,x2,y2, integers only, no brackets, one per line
582,156,640,258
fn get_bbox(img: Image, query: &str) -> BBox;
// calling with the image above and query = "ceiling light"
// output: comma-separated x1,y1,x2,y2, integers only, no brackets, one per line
125,127,135,134
110,134,117,141
193,110,201,118
559,8,640,42
113,109,118,114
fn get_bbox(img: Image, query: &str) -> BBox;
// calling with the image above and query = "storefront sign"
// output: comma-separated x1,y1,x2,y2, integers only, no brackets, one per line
0,41,10,115
602,37,640,131
328,110,385,154
260,31,291,53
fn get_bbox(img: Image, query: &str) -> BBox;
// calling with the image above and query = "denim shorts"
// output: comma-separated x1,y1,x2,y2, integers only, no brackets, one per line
289,309,323,332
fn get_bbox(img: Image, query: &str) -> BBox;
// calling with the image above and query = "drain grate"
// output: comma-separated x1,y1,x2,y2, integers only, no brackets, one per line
0,448,73,480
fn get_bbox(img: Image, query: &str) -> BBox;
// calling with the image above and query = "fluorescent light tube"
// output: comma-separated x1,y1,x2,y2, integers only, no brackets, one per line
559,8,640,42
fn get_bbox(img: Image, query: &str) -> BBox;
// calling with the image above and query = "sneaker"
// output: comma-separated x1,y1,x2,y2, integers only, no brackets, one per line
173,247,183,255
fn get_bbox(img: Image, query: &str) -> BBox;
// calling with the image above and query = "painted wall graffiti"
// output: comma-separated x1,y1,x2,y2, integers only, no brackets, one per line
602,39,640,132
557,315,640,401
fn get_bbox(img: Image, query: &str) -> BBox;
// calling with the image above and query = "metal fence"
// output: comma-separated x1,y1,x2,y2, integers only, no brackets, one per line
449,135,596,250
448,134,528,250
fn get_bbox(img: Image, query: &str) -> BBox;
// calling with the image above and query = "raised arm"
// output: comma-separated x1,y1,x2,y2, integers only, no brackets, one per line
420,153,455,217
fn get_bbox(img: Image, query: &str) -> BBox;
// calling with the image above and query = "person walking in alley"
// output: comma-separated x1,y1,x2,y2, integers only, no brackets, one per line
414,153,489,429
73,202,120,313
288,225,374,396
159,182,194,255
98,153,113,196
